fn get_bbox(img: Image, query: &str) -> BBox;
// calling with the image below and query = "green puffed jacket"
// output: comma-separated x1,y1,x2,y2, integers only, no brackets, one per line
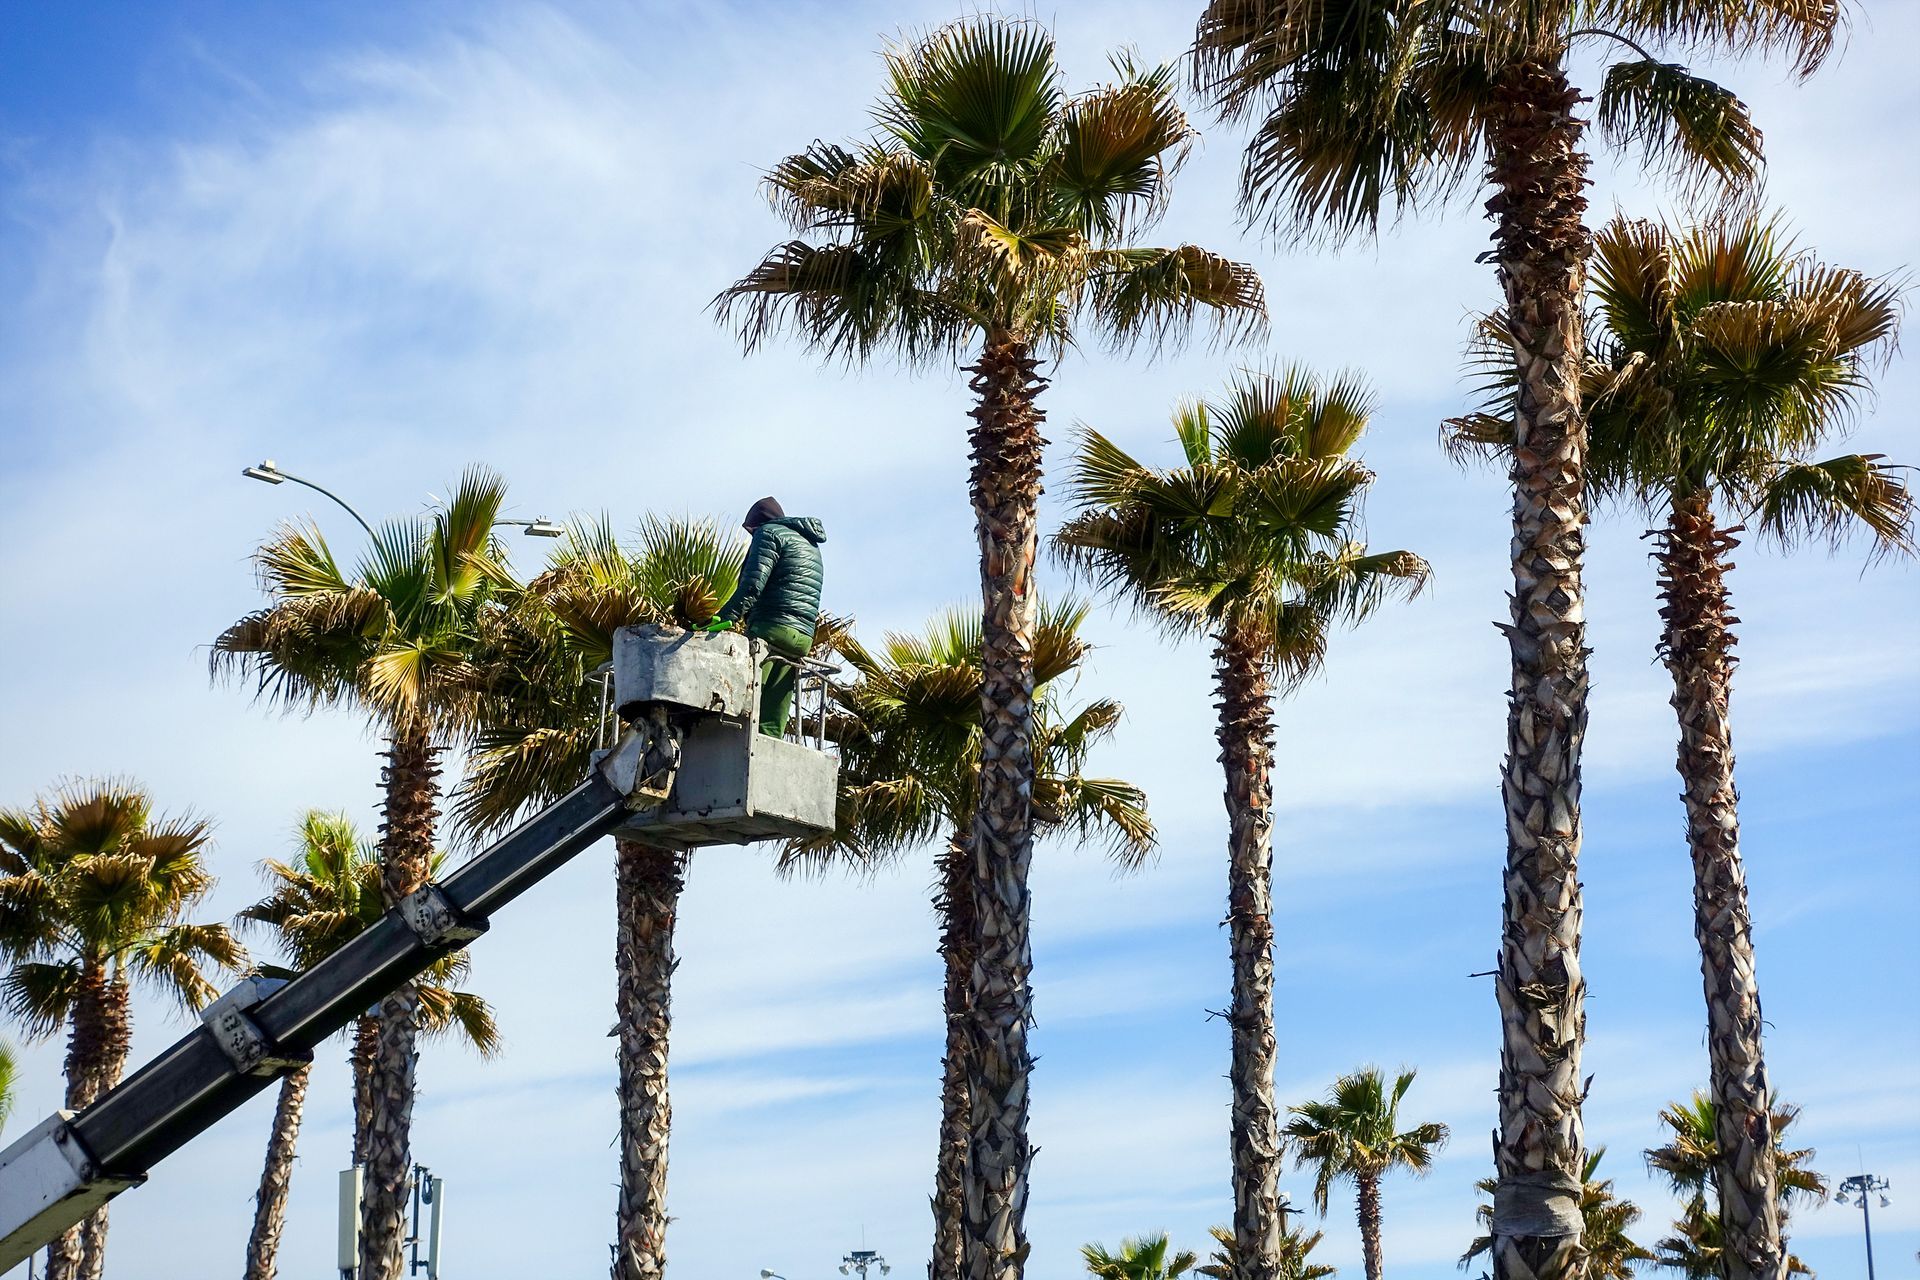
715,516,826,637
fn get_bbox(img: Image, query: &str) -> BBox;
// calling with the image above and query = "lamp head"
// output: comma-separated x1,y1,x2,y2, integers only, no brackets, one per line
242,461,285,484
523,518,565,538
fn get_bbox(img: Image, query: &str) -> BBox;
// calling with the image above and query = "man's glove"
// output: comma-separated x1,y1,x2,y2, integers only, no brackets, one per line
700,618,730,633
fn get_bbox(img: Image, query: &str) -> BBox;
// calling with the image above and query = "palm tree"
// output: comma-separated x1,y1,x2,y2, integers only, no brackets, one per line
788,602,1155,1280
1466,1150,1653,1280
452,515,742,1280
1646,1096,1825,1209
1084,1234,1201,1280
1451,216,1906,1276
1200,1221,1337,1280
1056,367,1427,1280
213,467,517,1280
234,810,500,1280
718,23,1264,1273
1644,1091,1828,1275
0,779,246,1280
1282,1067,1450,1280
1190,10,1843,1278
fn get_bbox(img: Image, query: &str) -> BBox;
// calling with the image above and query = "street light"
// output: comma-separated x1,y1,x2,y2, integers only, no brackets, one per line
240,460,564,538
496,517,567,538
759,1270,787,1279
241,459,376,539
1836,1173,1891,1280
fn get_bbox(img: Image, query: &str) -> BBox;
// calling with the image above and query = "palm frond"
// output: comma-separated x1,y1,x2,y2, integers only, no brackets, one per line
0,960,81,1039
1596,59,1764,200
1753,454,1916,558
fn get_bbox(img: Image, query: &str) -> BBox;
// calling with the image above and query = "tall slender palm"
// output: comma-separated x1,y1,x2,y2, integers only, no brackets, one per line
0,780,246,1280
1282,1068,1450,1280
789,603,1155,1280
1191,11,1842,1278
452,515,742,1280
234,810,500,1280
213,467,516,1280
1084,1235,1202,1280
1451,216,1906,1275
1056,367,1427,1280
1200,1221,1337,1280
1466,1150,1653,1280
719,24,1263,1273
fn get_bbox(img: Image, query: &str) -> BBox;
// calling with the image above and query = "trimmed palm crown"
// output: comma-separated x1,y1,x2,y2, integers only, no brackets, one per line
717,18,1264,362
453,514,746,838
1191,0,1836,242
1055,365,1429,666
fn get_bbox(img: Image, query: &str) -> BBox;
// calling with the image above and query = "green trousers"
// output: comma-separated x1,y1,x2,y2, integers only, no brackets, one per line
752,623,813,737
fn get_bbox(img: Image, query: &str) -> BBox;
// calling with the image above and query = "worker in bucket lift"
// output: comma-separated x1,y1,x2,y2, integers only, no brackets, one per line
704,496,825,737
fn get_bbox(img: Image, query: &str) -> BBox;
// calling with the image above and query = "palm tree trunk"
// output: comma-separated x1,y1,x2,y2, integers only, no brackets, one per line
352,1014,379,1167
359,717,440,1280
1355,1172,1386,1280
1483,52,1594,1280
1215,630,1284,1280
1654,494,1783,1280
46,964,114,1280
612,837,685,1280
932,832,974,1280
244,1064,313,1280
960,334,1047,1280
71,973,132,1280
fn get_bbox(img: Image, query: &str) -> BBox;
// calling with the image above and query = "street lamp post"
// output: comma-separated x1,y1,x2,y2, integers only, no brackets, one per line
1835,1173,1891,1280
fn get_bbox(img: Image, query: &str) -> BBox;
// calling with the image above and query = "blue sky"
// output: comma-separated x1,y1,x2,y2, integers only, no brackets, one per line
1,3,1915,1279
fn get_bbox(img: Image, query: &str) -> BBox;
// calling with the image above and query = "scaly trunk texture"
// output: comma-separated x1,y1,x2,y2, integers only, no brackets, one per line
352,1015,379,1166
244,1064,313,1280
47,966,125,1280
1654,494,1783,1280
359,718,439,1280
931,832,975,1280
1215,630,1284,1280
77,975,130,1280
1484,54,1593,1280
1356,1172,1385,1280
960,335,1046,1280
612,838,685,1280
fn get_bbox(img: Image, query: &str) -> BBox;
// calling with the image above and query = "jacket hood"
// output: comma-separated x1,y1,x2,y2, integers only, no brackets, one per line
768,515,826,543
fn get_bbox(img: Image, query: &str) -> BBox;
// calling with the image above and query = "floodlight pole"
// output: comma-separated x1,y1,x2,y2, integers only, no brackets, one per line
1837,1174,1889,1280
841,1248,889,1278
